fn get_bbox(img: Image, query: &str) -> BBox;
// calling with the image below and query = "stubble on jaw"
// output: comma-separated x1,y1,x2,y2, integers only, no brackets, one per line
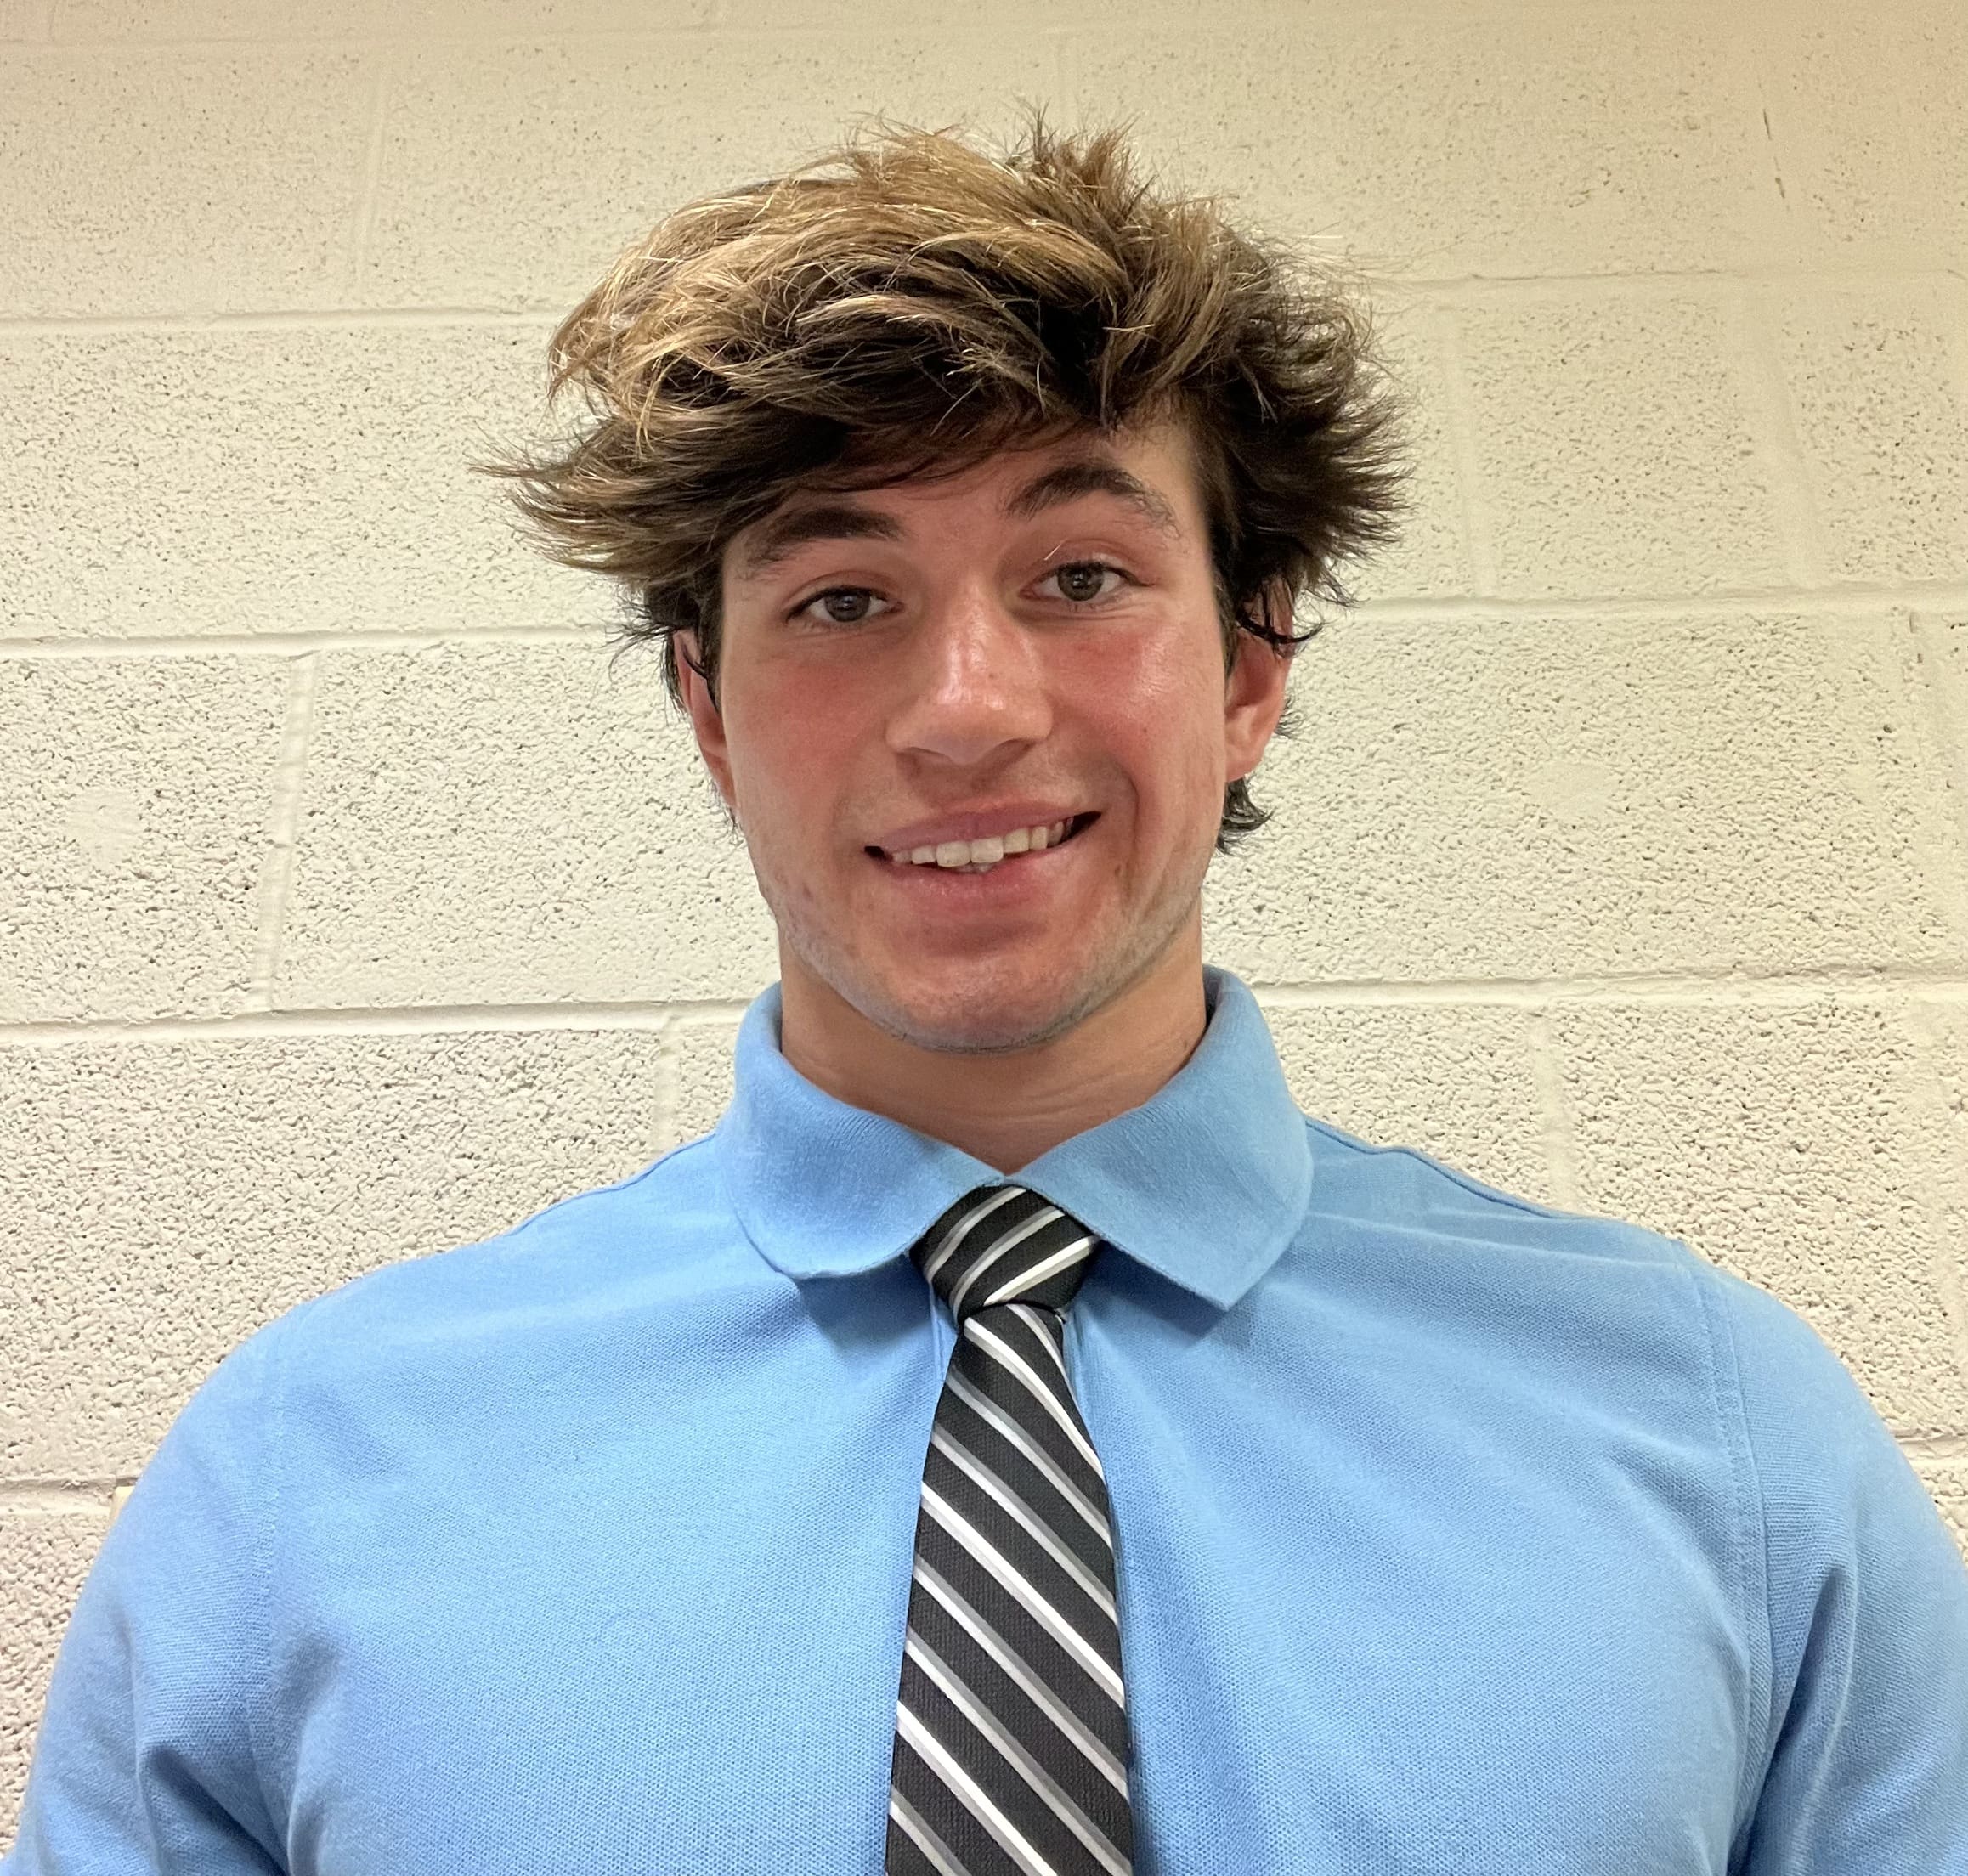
759,837,1207,1062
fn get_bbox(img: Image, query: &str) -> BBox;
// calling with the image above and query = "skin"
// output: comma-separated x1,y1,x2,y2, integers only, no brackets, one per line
674,417,1291,1173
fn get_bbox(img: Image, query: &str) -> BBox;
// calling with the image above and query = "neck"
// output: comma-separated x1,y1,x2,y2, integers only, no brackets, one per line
776,922,1211,1173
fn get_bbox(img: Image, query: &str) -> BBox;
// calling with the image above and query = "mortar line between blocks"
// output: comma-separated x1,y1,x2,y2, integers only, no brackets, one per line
1909,613,1968,874
24,26,387,48
0,308,556,335
1728,1,1796,240
243,653,320,1013
1902,1000,1968,1398
1349,585,1968,619
1430,303,1498,596
1401,266,1961,302
1733,280,1829,589
0,626,620,658
14,23,774,52
1524,1009,1581,1208
651,1020,683,1159
347,43,396,287
0,1482,122,1513
0,1000,745,1045
0,0,1890,42
1745,26,1805,274
1251,971,1968,1005
1899,1433,1968,1464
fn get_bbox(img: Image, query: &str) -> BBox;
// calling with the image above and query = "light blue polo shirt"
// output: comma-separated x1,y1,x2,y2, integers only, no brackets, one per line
7,965,1966,1874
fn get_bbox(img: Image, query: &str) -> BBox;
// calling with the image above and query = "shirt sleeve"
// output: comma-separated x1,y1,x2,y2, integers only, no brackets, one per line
1713,1266,1968,1874
2,1325,288,1874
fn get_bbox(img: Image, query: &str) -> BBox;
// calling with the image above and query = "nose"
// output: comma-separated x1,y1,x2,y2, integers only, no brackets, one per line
884,579,1052,767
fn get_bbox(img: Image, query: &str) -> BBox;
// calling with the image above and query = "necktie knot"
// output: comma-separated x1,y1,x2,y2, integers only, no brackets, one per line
910,1182,1104,1324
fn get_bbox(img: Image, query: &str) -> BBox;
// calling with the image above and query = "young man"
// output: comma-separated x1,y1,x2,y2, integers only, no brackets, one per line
7,122,1965,1876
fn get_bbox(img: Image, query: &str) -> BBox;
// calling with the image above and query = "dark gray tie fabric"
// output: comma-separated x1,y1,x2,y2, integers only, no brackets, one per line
885,1183,1137,1876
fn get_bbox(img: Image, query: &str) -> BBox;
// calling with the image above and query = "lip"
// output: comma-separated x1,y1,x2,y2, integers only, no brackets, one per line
866,805,1095,857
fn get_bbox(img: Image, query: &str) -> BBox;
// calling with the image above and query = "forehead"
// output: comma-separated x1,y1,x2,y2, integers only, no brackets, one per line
725,420,1207,581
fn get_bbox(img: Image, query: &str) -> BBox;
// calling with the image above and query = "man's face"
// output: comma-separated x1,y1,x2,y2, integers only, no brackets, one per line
680,418,1288,1055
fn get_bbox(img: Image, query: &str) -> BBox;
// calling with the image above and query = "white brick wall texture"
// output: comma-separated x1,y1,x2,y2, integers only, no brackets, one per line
3,0,1965,1832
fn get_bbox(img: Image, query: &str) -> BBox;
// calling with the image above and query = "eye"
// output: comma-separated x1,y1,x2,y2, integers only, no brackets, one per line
795,586,891,626
1038,561,1126,604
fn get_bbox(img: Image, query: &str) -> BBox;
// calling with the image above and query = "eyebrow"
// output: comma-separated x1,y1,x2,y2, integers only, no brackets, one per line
734,502,905,578
1002,459,1181,537
732,454,1182,581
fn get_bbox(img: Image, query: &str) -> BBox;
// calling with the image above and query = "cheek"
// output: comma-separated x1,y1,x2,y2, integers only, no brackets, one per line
726,671,862,819
1080,642,1228,815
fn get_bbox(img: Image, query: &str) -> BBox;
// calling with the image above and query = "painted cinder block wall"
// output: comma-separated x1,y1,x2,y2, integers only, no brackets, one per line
3,0,1965,1835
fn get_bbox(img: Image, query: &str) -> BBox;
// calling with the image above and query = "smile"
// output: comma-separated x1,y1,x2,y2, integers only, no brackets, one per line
869,813,1099,875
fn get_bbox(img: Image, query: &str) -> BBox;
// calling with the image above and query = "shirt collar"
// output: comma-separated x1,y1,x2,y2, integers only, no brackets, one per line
710,964,1314,1313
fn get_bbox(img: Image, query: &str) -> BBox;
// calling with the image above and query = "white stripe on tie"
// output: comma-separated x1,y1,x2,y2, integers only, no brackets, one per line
922,1186,1028,1287
972,1234,1097,1311
889,1788,971,1876
912,1557,1130,1795
896,1703,1060,1876
919,1483,1126,1704
942,1366,1114,1545
906,1630,1132,1876
963,1318,1106,1479
930,1424,1117,1619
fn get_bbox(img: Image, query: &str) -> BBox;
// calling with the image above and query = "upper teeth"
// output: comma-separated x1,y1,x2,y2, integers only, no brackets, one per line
891,819,1073,867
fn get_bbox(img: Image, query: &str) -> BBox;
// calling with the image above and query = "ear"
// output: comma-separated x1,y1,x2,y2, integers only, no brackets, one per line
1223,581,1293,785
674,627,738,819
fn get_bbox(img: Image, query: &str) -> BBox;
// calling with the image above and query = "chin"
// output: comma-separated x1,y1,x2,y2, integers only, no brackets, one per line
879,990,1082,1057
852,963,1097,1057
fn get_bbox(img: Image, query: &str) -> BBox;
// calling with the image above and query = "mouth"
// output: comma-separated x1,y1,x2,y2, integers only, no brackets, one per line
866,811,1100,875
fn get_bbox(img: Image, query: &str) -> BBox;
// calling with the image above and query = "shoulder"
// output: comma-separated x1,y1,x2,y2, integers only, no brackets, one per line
1287,1111,1921,1486
1695,1257,1938,1539
1298,1111,1909,1427
234,1133,727,1384
1299,1111,1699,1271
1306,1110,1960,1577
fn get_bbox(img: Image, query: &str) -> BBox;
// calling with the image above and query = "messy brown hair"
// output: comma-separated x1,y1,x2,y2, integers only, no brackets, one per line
476,115,1405,851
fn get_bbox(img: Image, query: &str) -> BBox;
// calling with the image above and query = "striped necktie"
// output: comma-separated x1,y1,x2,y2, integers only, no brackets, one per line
885,1182,1137,1876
